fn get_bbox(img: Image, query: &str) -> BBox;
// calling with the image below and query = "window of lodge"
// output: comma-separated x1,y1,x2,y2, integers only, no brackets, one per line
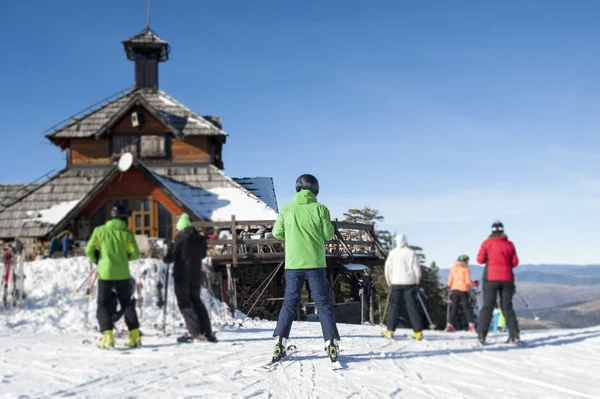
90,197,175,239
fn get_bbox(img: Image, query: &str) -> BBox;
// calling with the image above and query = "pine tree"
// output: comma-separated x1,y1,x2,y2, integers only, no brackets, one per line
342,207,390,251
419,261,447,329
343,207,384,224
342,207,389,320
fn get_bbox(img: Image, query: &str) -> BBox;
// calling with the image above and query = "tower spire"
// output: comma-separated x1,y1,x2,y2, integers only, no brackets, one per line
122,24,169,90
146,0,151,31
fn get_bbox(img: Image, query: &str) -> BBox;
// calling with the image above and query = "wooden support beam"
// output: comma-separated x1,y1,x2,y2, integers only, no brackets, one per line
231,214,238,267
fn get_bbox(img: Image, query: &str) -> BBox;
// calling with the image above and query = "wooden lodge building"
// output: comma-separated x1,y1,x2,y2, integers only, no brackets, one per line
0,28,386,322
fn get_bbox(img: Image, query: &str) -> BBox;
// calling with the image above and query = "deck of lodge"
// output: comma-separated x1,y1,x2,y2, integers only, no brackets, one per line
194,217,388,267
195,217,388,322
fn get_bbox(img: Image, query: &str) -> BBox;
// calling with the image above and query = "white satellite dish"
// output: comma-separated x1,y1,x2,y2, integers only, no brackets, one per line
118,152,134,172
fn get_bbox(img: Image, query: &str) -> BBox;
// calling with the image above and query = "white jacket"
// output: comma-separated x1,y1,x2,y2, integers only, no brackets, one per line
385,234,421,286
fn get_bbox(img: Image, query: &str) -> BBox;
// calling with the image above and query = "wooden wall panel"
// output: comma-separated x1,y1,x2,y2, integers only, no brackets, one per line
111,105,170,134
171,136,210,163
78,168,184,218
70,139,111,165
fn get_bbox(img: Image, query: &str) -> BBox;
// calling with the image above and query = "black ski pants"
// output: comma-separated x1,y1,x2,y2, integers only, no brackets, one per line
477,281,520,338
97,279,139,333
386,284,423,333
448,290,474,326
174,280,212,338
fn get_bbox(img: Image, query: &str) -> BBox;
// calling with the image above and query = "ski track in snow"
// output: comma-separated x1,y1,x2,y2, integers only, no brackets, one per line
2,258,600,398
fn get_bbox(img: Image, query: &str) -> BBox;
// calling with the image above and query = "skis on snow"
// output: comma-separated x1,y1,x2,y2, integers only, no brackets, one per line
262,343,344,371
262,344,298,369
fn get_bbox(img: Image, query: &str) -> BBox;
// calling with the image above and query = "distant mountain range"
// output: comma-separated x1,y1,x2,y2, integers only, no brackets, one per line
518,299,600,330
436,264,600,329
438,264,600,286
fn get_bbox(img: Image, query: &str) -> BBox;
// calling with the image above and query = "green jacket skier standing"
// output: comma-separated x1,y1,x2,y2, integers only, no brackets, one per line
85,205,141,349
270,174,341,366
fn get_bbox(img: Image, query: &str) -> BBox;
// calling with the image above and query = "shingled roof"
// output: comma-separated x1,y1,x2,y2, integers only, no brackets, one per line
123,28,170,62
150,164,279,217
0,167,113,239
0,184,39,212
45,88,227,143
0,162,278,238
150,165,278,221
233,177,279,212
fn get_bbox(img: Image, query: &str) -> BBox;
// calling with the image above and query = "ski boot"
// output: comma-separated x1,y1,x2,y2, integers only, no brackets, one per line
445,324,455,332
205,333,218,343
177,333,194,343
468,323,475,333
326,339,339,363
505,333,521,345
124,328,141,348
271,336,288,363
477,333,486,345
413,332,424,341
98,330,115,349
384,330,394,340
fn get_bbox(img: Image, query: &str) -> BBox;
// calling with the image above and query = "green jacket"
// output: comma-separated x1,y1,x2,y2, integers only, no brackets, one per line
85,219,140,281
273,190,334,269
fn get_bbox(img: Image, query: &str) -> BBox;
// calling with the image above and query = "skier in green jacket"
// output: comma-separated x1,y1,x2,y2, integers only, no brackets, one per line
270,174,341,365
85,205,141,349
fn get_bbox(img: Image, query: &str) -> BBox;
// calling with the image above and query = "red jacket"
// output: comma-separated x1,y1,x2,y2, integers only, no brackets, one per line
477,236,519,282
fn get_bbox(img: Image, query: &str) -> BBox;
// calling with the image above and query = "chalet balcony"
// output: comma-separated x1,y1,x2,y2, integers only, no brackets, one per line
193,218,388,266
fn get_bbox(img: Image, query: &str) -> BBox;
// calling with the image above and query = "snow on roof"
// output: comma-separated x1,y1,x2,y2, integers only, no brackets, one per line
154,174,278,221
25,199,82,225
158,95,177,107
233,177,278,212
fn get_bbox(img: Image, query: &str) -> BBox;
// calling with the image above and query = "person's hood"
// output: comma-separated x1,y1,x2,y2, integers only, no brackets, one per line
454,260,468,269
294,190,318,204
395,234,408,248
176,213,192,231
106,219,127,230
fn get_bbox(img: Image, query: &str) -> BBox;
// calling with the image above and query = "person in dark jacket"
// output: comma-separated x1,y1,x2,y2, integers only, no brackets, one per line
476,220,520,344
164,213,216,343
358,268,374,324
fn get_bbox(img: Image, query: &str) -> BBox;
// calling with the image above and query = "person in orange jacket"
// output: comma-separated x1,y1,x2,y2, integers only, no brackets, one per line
446,254,479,332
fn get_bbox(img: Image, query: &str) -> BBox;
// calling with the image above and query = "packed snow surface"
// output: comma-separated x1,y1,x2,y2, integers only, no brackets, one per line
1,258,600,398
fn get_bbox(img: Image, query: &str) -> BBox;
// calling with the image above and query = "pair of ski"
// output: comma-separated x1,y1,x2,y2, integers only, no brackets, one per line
262,345,344,371
477,338,525,347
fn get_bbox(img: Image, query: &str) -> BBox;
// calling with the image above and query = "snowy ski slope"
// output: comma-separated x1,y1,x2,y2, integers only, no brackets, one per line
1,258,599,398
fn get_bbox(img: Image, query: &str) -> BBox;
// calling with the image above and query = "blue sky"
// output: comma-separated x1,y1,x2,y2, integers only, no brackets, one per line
1,1,599,267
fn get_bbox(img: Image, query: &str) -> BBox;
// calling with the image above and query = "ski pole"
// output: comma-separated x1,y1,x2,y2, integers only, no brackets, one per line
360,289,364,325
516,292,539,320
380,290,391,327
238,260,284,328
74,267,97,295
82,269,97,345
446,292,451,327
162,263,170,334
417,292,436,330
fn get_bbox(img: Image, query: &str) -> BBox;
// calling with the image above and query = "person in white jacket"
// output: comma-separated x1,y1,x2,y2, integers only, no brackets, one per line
384,234,424,340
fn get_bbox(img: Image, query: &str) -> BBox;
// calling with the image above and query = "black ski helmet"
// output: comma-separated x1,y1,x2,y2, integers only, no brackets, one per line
110,205,131,222
491,220,504,233
458,254,469,263
295,174,319,196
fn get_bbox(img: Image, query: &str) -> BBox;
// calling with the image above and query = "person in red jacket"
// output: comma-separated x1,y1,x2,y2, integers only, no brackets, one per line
476,220,520,344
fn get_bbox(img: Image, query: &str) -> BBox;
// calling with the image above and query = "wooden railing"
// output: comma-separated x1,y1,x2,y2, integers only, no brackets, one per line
193,216,387,266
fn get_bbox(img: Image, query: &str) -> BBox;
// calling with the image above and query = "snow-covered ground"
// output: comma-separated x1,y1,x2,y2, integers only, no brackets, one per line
1,258,600,398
